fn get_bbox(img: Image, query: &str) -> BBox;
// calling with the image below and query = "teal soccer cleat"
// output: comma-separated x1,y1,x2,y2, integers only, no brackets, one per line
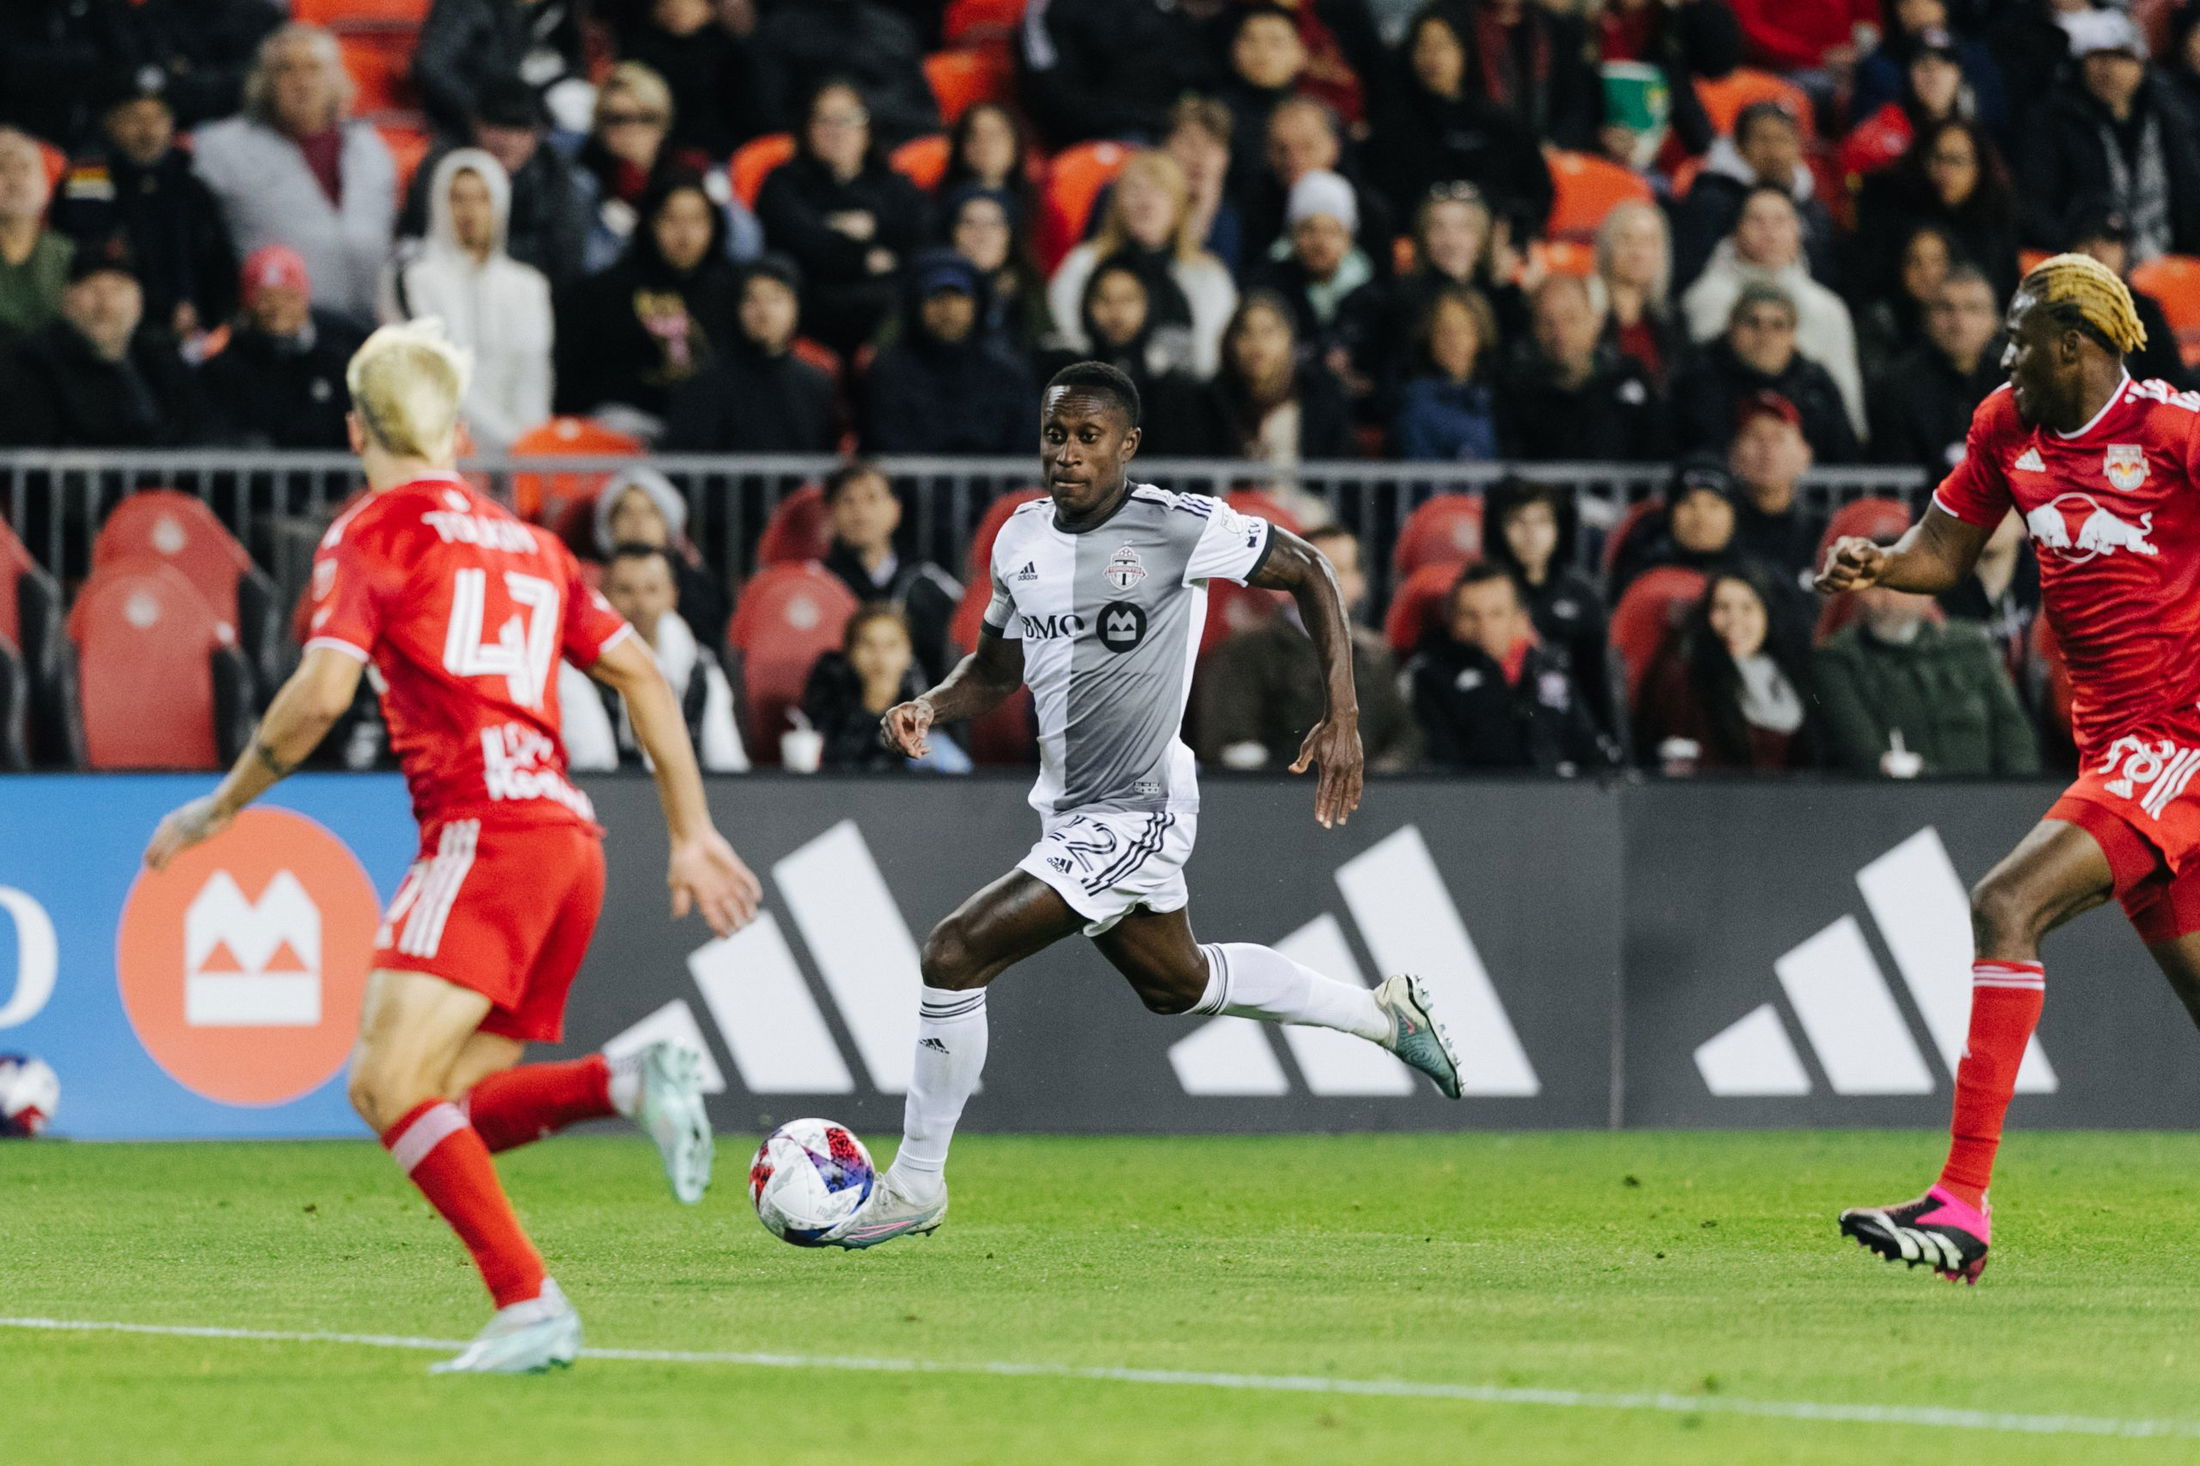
1374,974,1465,1099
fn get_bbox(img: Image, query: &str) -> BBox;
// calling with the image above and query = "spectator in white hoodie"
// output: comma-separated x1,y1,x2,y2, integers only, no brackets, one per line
380,148,553,453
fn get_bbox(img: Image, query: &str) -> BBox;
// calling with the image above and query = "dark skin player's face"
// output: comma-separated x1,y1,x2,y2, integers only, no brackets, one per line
2001,294,2088,431
1040,388,1141,522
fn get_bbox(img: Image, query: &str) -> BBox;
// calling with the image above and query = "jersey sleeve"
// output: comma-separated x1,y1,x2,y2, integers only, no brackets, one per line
1181,497,1274,586
1931,397,2015,527
559,544,633,666
303,519,399,662
982,539,1022,639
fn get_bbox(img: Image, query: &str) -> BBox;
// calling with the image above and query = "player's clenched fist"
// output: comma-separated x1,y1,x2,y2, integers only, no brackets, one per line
880,698,935,758
1815,536,1887,594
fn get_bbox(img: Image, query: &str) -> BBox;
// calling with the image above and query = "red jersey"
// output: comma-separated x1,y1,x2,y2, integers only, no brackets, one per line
304,473,631,829
1934,376,2200,757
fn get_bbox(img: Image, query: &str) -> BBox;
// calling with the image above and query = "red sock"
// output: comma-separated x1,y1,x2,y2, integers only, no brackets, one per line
382,1100,547,1308
1939,960,2046,1209
463,1056,616,1154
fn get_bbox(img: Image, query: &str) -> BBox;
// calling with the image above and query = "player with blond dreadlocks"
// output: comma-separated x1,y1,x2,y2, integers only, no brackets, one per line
1817,253,2200,1283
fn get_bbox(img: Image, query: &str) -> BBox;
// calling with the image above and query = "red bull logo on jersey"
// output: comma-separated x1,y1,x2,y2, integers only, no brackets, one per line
2105,443,2151,492
2023,493,2159,563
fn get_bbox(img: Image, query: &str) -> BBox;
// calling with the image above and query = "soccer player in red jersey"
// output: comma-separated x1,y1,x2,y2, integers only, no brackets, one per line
142,322,762,1369
1818,255,2200,1283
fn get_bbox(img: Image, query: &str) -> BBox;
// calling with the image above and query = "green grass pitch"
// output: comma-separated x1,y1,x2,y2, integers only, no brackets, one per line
8,1131,2200,1463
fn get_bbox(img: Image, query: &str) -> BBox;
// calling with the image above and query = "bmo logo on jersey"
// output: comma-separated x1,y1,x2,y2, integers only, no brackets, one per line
1097,601,1147,653
2024,491,2158,563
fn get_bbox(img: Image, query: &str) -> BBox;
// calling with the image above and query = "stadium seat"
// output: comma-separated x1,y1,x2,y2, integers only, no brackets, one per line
1383,560,1464,656
758,484,832,566
1693,69,1815,141
728,563,860,761
1038,141,1132,273
293,0,430,21
922,48,1014,125
890,133,953,192
37,139,66,194
68,558,251,770
2019,248,2052,277
1601,498,1663,579
0,516,71,765
2131,254,2200,367
1812,497,1916,644
1610,566,1710,702
1394,494,1484,577
943,0,1028,45
1543,149,1654,244
730,133,797,210
507,417,642,523
339,30,416,113
964,488,1048,582
93,490,280,690
377,121,433,195
1223,489,1302,536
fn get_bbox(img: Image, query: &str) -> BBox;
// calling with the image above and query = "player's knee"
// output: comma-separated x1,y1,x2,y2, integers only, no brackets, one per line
1133,963,1208,1016
920,919,984,990
1970,874,2045,956
347,1052,432,1133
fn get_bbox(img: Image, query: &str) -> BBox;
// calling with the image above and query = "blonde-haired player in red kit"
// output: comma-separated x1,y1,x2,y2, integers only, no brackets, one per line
144,320,762,1372
1820,255,2200,1284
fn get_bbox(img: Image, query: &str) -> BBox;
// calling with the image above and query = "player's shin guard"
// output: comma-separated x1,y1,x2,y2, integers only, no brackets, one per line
1191,942,1389,1042
1939,960,2047,1209
891,986,989,1187
462,1055,620,1153
381,1099,548,1308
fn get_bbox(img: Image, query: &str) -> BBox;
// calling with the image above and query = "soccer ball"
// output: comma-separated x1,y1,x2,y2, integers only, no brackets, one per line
0,1054,58,1138
748,1118,875,1246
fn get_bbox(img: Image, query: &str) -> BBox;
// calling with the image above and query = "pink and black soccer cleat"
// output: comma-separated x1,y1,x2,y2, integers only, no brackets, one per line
1838,1186,1991,1285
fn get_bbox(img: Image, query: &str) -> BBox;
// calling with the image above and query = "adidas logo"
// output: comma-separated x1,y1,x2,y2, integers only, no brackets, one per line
919,1037,950,1054
2014,447,2046,473
1694,828,2057,1097
1167,826,1538,1097
1015,561,1038,582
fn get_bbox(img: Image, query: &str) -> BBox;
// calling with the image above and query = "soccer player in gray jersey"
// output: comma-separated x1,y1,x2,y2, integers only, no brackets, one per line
825,362,1466,1249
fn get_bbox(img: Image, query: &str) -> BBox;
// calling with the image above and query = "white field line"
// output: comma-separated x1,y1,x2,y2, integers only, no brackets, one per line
3,1315,2197,1441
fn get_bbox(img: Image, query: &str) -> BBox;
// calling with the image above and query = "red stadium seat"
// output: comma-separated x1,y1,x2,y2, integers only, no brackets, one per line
728,563,860,760
339,30,416,113
293,0,430,22
67,559,246,770
943,0,1028,45
964,488,1048,582
507,417,642,523
2131,254,2200,367
1394,493,1484,577
731,133,797,210
1223,488,1303,536
758,484,832,566
1038,141,1131,273
922,49,1014,126
1383,560,1464,656
1693,69,1815,142
1543,149,1654,244
890,133,953,192
1611,566,1710,703
94,490,279,684
377,121,433,196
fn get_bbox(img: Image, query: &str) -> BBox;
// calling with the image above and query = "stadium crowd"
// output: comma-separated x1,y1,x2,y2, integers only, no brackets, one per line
0,0,2185,777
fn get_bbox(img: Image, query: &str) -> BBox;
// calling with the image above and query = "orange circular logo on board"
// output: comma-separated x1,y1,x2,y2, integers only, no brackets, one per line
116,807,380,1106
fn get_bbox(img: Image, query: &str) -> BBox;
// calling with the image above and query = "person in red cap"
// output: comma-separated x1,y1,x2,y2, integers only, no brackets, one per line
1727,388,1819,580
199,243,363,449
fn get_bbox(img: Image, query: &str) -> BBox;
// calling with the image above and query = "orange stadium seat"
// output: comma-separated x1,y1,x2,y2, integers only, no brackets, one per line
1394,493,1484,577
68,559,246,770
730,133,796,210
338,30,416,113
890,134,953,192
377,122,433,195
1543,149,1654,243
1038,141,1132,272
1383,560,1464,656
507,417,642,523
943,0,1028,45
1611,566,1709,703
728,563,860,761
36,140,66,193
922,48,1014,126
1538,239,1595,276
757,485,832,566
2131,253,2200,367
1694,69,1815,141
293,0,431,22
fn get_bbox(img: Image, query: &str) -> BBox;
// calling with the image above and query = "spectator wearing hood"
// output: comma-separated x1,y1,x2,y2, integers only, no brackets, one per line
0,127,75,341
380,149,552,453
941,184,1051,359
1252,169,1386,418
1607,452,1750,596
749,0,941,149
817,459,960,683
662,254,840,453
554,173,742,428
1049,150,1237,381
1671,281,1859,462
572,62,762,276
756,79,931,356
54,75,236,341
398,76,593,293
1681,187,1865,439
592,465,731,652
860,250,1033,455
0,235,201,447
1673,100,1838,291
192,24,396,329
200,245,361,449
1500,273,1667,463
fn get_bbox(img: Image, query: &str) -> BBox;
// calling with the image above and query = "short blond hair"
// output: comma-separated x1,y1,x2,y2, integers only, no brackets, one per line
2020,252,2148,354
347,319,472,460
1094,150,1199,262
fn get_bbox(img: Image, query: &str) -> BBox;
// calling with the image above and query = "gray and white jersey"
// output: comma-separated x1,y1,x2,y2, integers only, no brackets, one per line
984,484,1273,815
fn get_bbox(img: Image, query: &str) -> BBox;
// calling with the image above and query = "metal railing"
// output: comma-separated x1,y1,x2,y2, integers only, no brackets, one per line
0,451,1930,610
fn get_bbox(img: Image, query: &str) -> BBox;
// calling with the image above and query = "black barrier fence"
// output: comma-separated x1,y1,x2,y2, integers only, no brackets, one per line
541,776,2200,1135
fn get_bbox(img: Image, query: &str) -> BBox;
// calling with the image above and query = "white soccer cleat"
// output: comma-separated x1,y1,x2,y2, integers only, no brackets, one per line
1374,974,1465,1099
429,1279,582,1375
823,1170,948,1250
634,1042,713,1205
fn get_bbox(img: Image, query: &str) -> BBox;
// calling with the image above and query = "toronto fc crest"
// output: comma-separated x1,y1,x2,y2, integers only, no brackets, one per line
2104,443,2149,492
1104,545,1148,591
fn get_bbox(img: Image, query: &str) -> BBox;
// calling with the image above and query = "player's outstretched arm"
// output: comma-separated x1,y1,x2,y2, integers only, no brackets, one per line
590,634,761,938
1249,527,1364,829
1816,503,1993,597
144,647,365,871
880,628,1025,759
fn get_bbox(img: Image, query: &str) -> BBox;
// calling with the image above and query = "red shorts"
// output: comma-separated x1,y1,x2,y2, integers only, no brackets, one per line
2050,726,2200,944
372,817,606,1043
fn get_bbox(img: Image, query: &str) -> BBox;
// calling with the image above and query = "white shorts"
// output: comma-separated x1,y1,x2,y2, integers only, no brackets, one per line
1017,807,1197,937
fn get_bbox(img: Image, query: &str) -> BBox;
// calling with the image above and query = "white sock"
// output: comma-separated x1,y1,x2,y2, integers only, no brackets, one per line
889,985,989,1195
1191,942,1389,1043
